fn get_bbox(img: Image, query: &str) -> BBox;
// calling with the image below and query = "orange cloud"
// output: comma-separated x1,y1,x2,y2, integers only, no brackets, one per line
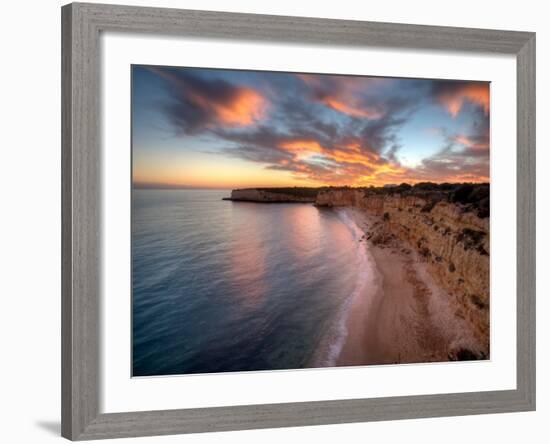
437,82,489,117
184,87,265,127
210,89,265,126
321,97,384,119
331,148,380,168
147,66,266,131
277,138,410,186
453,135,489,151
279,140,325,161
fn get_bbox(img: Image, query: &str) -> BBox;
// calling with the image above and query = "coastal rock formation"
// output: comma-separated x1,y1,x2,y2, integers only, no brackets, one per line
226,188,317,203
316,187,490,355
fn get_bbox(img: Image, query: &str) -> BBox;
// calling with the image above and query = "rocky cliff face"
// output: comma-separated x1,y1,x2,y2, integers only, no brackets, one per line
227,188,316,203
316,188,490,352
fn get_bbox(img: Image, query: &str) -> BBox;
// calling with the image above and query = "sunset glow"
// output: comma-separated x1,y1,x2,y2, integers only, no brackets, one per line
133,66,490,188
435,81,490,118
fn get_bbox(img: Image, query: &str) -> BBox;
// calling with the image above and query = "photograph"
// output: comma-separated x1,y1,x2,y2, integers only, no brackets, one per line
131,65,490,377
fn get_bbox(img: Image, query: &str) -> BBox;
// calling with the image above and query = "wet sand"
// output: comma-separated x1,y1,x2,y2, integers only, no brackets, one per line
336,209,449,366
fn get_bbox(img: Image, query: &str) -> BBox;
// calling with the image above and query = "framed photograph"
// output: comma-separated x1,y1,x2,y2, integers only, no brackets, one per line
61,2,535,440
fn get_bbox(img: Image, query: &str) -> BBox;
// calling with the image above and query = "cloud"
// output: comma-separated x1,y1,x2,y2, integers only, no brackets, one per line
414,150,490,183
431,80,490,117
453,135,489,153
148,67,266,133
389,86,490,183
297,74,387,119
360,112,409,154
451,107,490,155
411,111,490,183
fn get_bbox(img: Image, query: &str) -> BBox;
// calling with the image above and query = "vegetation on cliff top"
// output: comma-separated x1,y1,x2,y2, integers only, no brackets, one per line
251,187,322,198
240,183,489,218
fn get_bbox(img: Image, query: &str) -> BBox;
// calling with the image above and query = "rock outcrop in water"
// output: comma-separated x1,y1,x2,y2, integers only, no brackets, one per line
225,183,490,356
224,187,318,203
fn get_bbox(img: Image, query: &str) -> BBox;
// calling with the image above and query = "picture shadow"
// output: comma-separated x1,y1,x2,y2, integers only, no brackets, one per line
35,420,60,436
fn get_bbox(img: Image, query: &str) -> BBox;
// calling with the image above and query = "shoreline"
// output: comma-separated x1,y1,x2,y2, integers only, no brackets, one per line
335,208,478,366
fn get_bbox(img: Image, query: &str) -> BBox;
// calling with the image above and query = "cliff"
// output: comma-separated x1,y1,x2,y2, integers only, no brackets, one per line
224,187,318,203
316,185,490,355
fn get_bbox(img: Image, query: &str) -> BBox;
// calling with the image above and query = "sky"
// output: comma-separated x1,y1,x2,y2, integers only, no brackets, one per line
132,65,490,189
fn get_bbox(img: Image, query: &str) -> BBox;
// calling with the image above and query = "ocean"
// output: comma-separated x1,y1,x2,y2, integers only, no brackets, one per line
132,189,370,376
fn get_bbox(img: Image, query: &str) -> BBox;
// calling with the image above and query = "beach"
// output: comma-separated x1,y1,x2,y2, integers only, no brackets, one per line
336,208,465,367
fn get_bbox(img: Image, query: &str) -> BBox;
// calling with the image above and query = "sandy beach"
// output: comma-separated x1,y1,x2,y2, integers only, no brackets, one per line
336,209,457,366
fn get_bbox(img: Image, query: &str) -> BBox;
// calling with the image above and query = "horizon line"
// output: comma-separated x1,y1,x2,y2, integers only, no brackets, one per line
133,181,490,190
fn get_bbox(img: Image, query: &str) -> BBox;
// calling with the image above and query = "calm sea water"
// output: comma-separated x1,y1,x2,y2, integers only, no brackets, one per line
132,189,368,376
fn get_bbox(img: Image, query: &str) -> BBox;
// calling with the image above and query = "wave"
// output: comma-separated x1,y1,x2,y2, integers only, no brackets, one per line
312,208,381,366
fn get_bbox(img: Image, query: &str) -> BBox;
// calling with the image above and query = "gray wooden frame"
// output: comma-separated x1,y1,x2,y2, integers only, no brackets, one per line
61,2,536,440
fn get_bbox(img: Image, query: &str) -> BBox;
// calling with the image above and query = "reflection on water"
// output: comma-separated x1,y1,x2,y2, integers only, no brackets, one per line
283,204,322,264
229,203,268,307
132,189,365,376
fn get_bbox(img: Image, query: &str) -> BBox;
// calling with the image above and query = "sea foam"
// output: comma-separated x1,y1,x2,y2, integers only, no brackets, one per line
312,208,382,366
